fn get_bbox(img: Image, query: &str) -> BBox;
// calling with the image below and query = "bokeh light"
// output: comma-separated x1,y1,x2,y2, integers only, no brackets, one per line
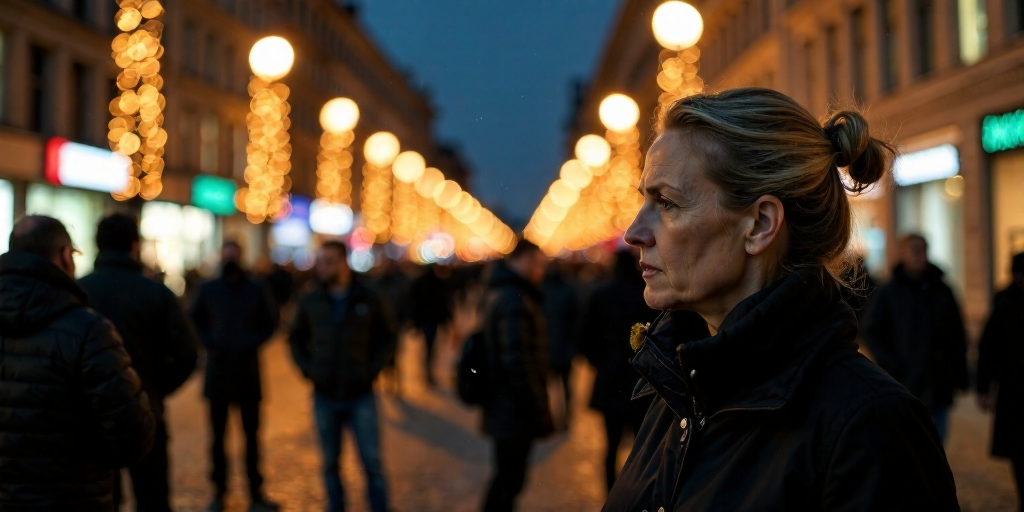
249,36,295,82
392,151,426,183
599,93,640,132
364,132,401,168
319,97,360,134
575,134,612,168
652,1,704,51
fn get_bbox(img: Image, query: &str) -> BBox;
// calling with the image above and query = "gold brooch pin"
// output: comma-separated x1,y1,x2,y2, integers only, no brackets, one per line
630,322,650,352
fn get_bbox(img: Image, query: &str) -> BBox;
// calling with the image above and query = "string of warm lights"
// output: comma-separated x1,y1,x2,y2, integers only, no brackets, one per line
316,98,360,206
239,36,296,224
525,0,704,254
361,131,400,243
108,0,166,201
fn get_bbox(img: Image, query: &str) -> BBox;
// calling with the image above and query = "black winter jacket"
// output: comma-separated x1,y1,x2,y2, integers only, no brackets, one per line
189,271,278,402
481,262,553,440
862,263,969,407
0,251,155,511
79,252,199,410
976,283,1024,459
604,273,959,512
289,279,397,399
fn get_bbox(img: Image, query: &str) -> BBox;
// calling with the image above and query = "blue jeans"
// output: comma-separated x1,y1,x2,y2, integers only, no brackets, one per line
930,405,949,443
314,392,389,512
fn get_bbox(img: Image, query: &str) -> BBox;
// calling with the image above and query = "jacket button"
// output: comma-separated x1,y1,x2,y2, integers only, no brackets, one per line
659,508,666,512
680,418,688,429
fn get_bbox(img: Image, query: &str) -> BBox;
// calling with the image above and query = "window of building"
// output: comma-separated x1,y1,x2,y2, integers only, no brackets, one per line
204,35,219,84
224,46,236,90
28,45,52,134
805,39,818,110
0,31,6,122
958,0,988,64
183,22,198,76
825,26,839,102
851,8,868,102
916,0,935,75
179,109,196,169
233,124,248,180
200,114,220,174
880,0,901,92
68,63,91,142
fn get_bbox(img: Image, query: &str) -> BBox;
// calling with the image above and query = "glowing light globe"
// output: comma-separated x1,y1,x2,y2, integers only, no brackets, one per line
363,132,400,168
575,134,612,168
392,151,426,183
559,159,593,190
600,94,640,132
319,98,360,134
652,1,704,51
249,36,294,82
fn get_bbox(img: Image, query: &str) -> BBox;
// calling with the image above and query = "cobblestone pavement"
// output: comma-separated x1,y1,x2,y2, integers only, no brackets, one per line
130,329,1017,512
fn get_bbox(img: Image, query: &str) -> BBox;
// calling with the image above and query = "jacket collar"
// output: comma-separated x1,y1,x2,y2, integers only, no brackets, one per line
632,272,857,419
0,251,88,304
0,251,89,337
94,251,143,272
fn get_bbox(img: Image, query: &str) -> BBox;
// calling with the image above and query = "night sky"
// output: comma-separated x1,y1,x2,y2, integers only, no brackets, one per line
355,1,622,225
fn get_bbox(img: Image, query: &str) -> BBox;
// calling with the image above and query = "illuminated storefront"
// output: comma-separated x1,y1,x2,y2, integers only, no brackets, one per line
0,179,13,254
893,143,965,294
984,109,1024,289
139,201,219,295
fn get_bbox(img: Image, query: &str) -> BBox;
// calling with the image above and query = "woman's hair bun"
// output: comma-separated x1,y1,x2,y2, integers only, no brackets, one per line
823,111,895,192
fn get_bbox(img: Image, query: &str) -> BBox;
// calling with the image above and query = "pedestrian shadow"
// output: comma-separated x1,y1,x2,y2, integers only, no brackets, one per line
383,398,491,464
383,397,569,467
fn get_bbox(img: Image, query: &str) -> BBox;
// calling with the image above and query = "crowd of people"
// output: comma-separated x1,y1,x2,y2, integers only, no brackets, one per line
0,90,1023,512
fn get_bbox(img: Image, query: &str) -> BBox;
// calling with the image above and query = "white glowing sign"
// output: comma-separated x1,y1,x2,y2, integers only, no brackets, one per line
45,137,131,193
893,144,960,186
309,199,354,236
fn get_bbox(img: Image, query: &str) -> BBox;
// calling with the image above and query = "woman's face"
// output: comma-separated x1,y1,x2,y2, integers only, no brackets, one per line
624,132,752,319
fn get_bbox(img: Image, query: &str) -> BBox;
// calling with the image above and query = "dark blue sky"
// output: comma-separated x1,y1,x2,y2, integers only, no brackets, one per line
355,1,622,223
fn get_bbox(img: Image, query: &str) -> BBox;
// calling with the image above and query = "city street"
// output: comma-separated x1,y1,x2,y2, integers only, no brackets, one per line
147,328,1018,512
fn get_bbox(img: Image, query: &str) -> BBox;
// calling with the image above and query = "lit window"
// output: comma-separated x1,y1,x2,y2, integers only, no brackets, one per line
958,0,988,65
200,114,220,174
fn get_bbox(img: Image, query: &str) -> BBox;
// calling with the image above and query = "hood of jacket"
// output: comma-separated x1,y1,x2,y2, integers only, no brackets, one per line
487,260,543,302
632,272,859,421
0,251,89,338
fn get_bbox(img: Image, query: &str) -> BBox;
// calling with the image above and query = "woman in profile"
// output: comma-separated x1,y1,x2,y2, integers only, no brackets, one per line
604,87,960,511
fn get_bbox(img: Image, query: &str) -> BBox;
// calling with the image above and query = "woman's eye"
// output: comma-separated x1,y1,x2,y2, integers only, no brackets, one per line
657,196,676,210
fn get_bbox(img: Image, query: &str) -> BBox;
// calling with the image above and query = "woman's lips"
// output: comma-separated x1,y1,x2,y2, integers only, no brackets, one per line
639,261,661,279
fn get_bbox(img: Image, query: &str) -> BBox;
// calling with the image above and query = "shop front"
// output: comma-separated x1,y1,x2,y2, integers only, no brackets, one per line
984,108,1024,289
892,143,965,295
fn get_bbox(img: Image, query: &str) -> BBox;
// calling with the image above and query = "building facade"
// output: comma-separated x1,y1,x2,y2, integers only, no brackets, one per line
0,0,439,284
575,0,1024,335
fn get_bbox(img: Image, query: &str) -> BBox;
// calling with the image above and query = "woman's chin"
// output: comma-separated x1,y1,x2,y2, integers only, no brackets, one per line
642,287,679,311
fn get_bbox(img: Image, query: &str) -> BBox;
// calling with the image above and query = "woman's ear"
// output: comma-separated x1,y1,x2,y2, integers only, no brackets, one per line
744,195,785,256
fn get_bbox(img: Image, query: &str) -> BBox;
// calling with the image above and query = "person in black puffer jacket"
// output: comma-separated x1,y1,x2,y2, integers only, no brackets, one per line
480,242,553,512
605,88,959,511
0,216,155,511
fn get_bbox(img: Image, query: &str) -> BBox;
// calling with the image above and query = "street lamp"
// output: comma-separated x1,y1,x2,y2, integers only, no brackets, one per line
599,94,640,133
240,36,295,224
391,150,426,245
315,97,359,209
362,131,400,242
652,1,704,51
574,134,612,169
108,0,167,201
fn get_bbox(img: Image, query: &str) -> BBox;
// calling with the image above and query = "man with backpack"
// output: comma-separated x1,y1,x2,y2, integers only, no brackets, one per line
475,240,552,512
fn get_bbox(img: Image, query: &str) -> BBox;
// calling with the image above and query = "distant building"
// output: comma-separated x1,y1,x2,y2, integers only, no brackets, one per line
0,0,437,281
575,0,1024,335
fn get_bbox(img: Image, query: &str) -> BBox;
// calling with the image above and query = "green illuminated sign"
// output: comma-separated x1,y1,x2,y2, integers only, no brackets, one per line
191,175,237,216
982,109,1024,153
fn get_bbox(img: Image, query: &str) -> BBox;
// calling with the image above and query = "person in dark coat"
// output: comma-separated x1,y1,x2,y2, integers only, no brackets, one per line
862,233,969,441
541,260,579,430
480,241,553,512
0,215,155,511
371,257,412,396
578,250,659,493
606,88,958,511
410,263,453,386
189,241,279,512
977,252,1024,511
289,241,397,512
79,213,199,512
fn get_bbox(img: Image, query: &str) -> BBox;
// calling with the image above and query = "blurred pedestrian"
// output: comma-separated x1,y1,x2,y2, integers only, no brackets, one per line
480,240,552,512
265,261,296,310
0,215,155,510
541,260,579,430
372,257,412,395
606,89,958,510
79,213,199,512
977,252,1024,511
862,234,969,442
578,250,658,492
189,241,280,512
410,263,453,387
289,241,396,512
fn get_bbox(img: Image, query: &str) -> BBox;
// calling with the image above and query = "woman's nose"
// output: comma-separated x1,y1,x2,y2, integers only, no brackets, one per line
624,204,654,248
